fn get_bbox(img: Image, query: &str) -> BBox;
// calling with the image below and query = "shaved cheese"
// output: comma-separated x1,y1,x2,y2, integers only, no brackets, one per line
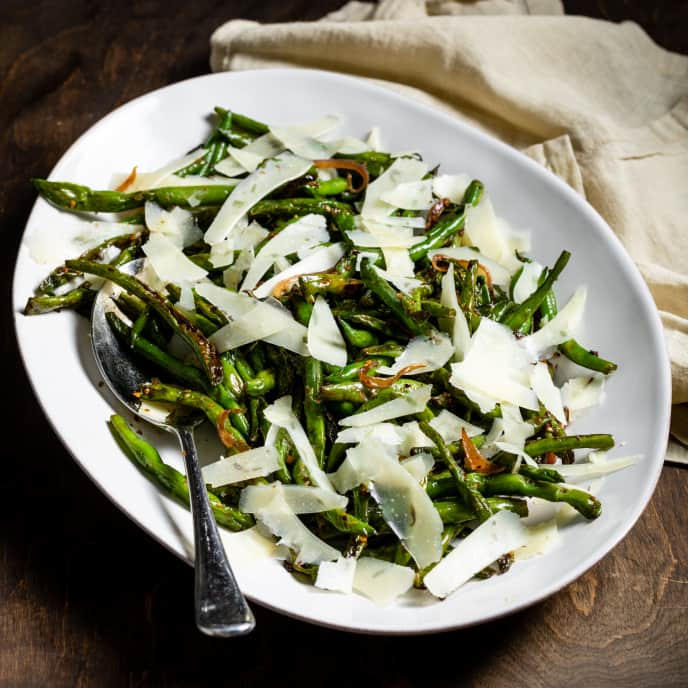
561,375,606,421
177,283,195,311
226,144,274,173
141,233,207,284
361,157,428,221
165,174,236,187
270,127,334,160
372,264,423,296
556,453,641,482
194,280,254,317
339,384,432,427
353,558,415,606
127,149,205,191
248,484,340,564
240,214,329,293
449,318,539,413
482,406,535,464
366,126,383,152
427,247,512,289
253,242,344,300
222,249,254,290
214,156,250,178
209,220,269,268
501,403,534,450
196,282,309,353
347,227,416,249
335,421,433,455
355,251,379,272
333,137,369,155
144,203,201,248
267,115,339,159
136,259,167,293
264,396,335,492
215,134,286,176
204,153,312,244
463,196,528,272
424,511,528,598
224,145,270,176
316,557,356,594
429,409,484,443
273,256,290,273
376,332,453,376
401,452,435,483
397,420,435,454
380,179,433,210
230,220,270,251
530,362,566,424
274,114,340,139
307,295,347,366
332,444,443,567
432,174,470,203
512,261,543,303
481,418,505,459
381,246,415,277
262,320,309,356
439,264,471,361
27,220,140,267
514,519,560,561
202,446,280,487
240,483,347,514
519,287,587,360
494,441,539,468
371,214,426,229
209,300,296,351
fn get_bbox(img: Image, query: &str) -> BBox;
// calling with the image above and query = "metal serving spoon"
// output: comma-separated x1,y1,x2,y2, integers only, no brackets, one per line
90,259,255,637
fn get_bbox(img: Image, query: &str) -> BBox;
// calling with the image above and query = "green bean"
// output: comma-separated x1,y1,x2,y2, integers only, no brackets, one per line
334,151,393,177
105,311,207,391
33,179,235,213
323,358,387,383
176,108,233,177
500,250,570,331
65,259,223,385
214,107,269,136
304,358,326,468
36,231,144,295
313,177,349,196
524,433,614,457
360,257,425,335
558,339,618,374
337,318,379,348
408,180,484,261
434,497,528,524
419,420,492,523
249,198,353,221
24,285,95,315
536,283,618,373
138,381,249,451
469,472,601,520
108,414,253,531
361,342,405,358
300,274,363,303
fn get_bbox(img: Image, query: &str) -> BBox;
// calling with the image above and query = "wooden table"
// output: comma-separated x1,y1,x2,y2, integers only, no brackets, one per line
2,2,686,685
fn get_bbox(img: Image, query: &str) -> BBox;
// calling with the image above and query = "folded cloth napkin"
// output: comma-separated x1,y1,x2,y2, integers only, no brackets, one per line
209,0,688,463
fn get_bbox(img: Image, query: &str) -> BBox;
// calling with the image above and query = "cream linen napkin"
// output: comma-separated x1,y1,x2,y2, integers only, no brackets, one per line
209,0,688,464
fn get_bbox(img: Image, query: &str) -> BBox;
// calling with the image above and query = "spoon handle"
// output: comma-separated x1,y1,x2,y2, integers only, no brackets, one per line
177,428,256,637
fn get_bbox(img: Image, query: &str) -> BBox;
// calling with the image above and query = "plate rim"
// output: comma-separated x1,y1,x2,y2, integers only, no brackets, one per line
11,66,673,635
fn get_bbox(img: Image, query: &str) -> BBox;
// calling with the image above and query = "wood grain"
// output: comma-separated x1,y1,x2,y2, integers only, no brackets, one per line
2,2,687,686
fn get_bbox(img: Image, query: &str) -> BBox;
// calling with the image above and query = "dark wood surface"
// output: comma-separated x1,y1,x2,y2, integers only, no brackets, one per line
2,2,687,686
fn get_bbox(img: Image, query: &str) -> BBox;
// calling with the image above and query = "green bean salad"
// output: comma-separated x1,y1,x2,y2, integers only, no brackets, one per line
23,106,640,605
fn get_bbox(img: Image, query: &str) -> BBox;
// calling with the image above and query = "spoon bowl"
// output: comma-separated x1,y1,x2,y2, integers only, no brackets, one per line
90,259,255,637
